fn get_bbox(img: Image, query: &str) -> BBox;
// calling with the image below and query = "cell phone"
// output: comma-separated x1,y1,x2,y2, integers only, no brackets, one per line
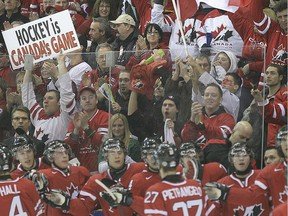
24,54,34,71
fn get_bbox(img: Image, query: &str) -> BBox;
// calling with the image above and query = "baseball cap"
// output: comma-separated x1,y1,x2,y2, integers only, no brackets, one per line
79,86,96,96
110,14,136,26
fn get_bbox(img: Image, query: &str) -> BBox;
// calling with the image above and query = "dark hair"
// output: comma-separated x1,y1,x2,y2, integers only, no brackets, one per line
267,63,287,85
205,83,223,97
273,0,287,13
144,23,163,47
46,90,60,102
92,0,113,20
226,72,242,87
11,106,30,121
92,17,112,38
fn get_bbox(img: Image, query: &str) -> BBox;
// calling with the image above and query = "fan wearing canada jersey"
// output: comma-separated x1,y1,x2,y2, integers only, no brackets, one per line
144,143,205,216
206,143,270,216
0,144,44,216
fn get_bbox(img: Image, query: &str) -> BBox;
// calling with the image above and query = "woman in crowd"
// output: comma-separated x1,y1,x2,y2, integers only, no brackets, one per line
98,113,141,172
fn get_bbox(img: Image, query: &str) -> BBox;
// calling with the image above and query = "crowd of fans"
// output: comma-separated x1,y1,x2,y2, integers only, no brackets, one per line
0,0,287,215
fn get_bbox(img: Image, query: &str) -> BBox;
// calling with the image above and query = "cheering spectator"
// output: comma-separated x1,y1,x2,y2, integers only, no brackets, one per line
21,53,77,143
251,63,287,146
182,83,235,166
65,86,109,173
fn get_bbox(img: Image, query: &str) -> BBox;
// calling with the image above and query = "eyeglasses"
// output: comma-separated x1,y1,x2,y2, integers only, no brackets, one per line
147,31,159,35
12,117,29,121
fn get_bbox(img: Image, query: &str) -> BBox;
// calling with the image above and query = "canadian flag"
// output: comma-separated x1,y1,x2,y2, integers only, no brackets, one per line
177,0,252,20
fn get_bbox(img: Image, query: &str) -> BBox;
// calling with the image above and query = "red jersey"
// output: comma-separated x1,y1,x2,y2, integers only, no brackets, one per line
265,86,288,146
181,107,235,145
0,178,44,216
144,176,204,216
39,166,90,216
128,166,162,215
227,161,287,209
65,109,109,172
252,0,287,67
201,162,227,186
11,157,50,179
272,202,288,216
68,163,144,216
208,170,270,216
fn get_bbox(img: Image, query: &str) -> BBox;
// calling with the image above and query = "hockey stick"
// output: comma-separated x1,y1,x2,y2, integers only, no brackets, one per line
95,179,117,200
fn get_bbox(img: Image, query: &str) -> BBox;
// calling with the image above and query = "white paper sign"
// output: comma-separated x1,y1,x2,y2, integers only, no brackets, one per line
2,10,80,69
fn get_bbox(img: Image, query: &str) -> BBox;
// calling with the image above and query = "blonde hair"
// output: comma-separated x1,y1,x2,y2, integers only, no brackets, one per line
108,113,131,148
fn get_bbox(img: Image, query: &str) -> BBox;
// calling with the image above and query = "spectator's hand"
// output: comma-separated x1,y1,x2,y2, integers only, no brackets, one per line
42,62,58,80
33,74,43,86
191,102,203,124
137,35,148,50
3,21,13,30
81,73,92,87
241,64,250,76
29,12,39,21
6,88,15,106
112,102,121,113
251,89,264,102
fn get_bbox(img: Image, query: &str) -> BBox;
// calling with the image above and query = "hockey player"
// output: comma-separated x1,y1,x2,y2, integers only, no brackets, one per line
144,143,205,215
41,138,144,215
32,140,90,216
10,136,50,179
179,142,227,186
204,125,288,210
127,137,162,215
0,144,44,216
207,143,270,215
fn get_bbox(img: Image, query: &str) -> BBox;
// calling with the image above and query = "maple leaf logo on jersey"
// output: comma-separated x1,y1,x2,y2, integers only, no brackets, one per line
209,24,233,42
66,183,79,199
233,204,264,216
279,185,288,203
177,23,197,44
272,44,287,64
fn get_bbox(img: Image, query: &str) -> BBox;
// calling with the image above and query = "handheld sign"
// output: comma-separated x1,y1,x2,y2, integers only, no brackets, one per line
2,10,81,69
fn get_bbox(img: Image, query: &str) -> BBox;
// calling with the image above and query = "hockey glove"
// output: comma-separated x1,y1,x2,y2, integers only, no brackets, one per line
204,182,230,201
28,170,49,193
42,189,71,211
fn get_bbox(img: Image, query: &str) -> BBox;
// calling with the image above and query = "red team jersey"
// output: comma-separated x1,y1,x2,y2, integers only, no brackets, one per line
65,109,109,172
128,166,162,215
11,158,50,179
200,162,227,186
39,166,90,216
144,177,204,216
0,178,44,216
208,170,270,216
227,161,287,209
68,163,144,216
